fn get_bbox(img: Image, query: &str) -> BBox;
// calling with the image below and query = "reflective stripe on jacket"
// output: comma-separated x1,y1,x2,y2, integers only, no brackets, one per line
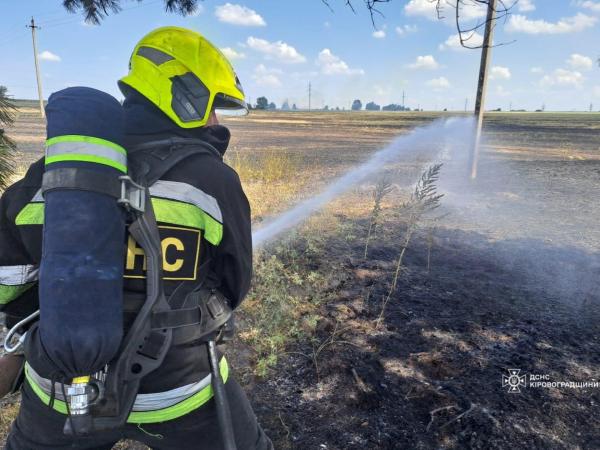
15,180,224,245
24,357,229,424
0,264,38,305
0,136,251,413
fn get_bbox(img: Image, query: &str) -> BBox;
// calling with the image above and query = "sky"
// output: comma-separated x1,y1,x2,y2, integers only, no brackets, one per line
1,0,599,111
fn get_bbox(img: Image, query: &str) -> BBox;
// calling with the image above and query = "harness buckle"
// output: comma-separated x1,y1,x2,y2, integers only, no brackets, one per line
118,176,146,213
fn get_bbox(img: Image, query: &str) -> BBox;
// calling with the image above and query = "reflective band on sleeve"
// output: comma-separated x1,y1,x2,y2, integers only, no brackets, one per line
45,135,127,173
152,198,223,246
15,202,44,226
0,264,39,304
31,189,43,203
150,181,223,223
0,264,39,285
25,357,229,424
0,283,35,304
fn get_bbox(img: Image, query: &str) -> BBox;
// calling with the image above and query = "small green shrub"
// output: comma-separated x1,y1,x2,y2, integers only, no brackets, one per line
240,234,329,376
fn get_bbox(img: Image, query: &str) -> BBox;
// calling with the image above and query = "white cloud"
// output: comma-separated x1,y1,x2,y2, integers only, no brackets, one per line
404,0,437,19
405,0,485,21
316,49,364,76
518,0,535,12
506,13,597,34
457,1,487,20
395,24,418,36
567,53,593,70
490,66,511,80
252,64,282,87
220,47,246,60
540,69,585,88
38,50,61,62
426,77,450,90
215,3,266,26
373,29,386,39
530,67,544,74
408,55,439,70
577,1,600,13
439,32,483,51
246,37,306,64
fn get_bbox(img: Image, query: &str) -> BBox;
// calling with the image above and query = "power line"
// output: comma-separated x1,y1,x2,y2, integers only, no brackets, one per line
0,23,27,42
0,7,66,41
0,30,30,48
1,0,163,48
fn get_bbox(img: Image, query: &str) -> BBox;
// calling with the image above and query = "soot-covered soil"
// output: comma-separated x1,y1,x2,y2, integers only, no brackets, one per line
242,223,600,450
3,110,599,449
223,113,600,450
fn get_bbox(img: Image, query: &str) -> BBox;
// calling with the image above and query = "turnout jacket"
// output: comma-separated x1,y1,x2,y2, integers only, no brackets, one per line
0,94,252,414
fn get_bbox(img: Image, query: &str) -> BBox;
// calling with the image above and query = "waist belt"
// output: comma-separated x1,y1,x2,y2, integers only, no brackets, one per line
24,358,229,424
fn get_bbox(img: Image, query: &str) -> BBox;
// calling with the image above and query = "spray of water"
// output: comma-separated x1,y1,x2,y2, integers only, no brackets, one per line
436,131,600,305
252,117,475,248
251,113,598,310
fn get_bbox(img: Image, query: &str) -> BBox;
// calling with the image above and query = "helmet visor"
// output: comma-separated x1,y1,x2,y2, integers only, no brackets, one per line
213,93,249,117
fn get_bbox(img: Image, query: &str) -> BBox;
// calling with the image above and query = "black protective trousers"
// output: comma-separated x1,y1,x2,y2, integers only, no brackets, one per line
5,378,273,450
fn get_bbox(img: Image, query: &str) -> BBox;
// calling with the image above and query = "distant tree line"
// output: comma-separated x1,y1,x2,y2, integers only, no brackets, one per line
353,99,412,112
253,96,278,111
252,96,416,112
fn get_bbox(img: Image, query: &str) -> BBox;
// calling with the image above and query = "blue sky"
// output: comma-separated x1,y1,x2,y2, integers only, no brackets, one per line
1,0,599,111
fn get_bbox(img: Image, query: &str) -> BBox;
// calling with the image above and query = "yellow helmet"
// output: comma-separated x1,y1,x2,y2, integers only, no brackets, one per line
119,26,247,128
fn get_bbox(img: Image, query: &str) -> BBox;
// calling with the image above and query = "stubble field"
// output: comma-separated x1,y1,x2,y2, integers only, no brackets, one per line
1,108,599,449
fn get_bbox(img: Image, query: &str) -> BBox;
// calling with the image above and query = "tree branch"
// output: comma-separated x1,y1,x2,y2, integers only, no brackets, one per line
434,0,517,49
62,0,200,24
326,0,392,27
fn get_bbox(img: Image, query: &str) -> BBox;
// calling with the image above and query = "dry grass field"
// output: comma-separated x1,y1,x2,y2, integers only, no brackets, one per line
1,107,599,449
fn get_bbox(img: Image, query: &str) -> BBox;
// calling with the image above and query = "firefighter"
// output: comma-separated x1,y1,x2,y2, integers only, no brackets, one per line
1,27,272,449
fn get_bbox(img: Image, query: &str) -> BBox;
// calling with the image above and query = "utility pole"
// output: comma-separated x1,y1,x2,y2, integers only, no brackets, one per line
27,17,45,119
464,98,468,112
470,0,497,179
308,82,312,112
402,90,406,110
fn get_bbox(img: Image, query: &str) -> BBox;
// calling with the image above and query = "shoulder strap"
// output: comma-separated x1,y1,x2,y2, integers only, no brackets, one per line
128,138,222,186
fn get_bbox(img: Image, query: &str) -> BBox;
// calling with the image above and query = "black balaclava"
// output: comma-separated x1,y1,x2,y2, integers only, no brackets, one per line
122,89,231,156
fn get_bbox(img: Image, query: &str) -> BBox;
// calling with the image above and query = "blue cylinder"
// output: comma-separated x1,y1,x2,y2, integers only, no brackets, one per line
39,87,126,378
